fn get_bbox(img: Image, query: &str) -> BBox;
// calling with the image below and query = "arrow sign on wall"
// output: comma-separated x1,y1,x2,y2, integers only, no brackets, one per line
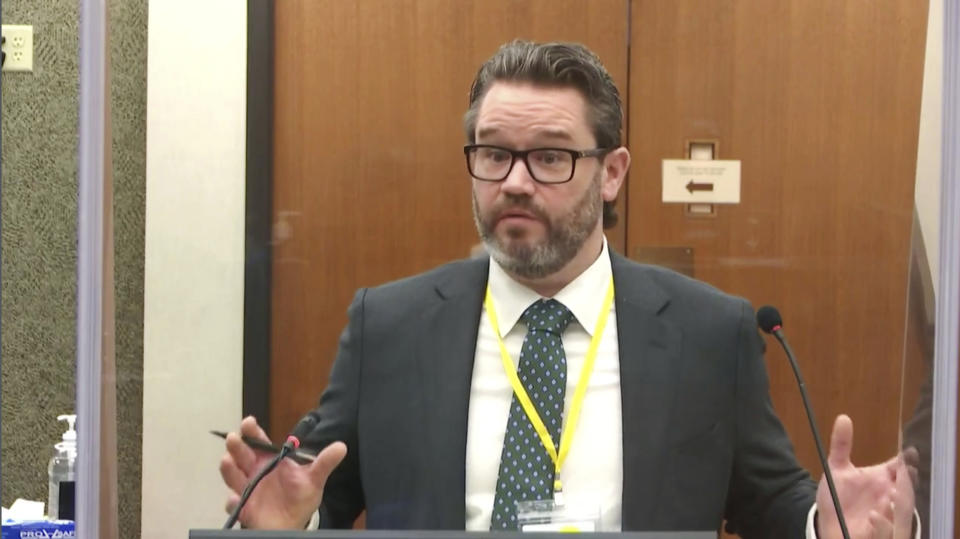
662,159,741,204
686,180,714,193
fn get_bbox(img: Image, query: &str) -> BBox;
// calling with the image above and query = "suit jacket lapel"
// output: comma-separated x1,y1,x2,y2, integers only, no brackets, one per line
415,257,489,528
611,253,683,530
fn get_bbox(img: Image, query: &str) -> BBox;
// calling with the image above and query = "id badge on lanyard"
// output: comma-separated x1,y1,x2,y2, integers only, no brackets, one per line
516,497,601,532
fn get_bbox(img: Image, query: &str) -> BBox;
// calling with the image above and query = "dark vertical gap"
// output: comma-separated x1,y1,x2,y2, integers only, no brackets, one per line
243,0,274,432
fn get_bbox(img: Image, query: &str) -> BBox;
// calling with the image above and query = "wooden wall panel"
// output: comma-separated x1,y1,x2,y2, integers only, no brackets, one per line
626,0,928,485
271,0,629,442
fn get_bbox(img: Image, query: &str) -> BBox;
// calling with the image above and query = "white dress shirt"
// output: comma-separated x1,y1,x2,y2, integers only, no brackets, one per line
464,239,623,531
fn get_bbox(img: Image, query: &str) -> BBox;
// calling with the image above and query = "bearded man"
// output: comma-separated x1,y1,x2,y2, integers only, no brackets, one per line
220,40,915,539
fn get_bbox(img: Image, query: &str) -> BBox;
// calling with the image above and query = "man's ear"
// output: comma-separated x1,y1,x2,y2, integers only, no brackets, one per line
601,147,630,202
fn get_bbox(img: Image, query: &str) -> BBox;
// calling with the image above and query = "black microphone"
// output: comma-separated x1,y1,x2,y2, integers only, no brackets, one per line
283,415,320,451
223,415,319,529
757,306,850,539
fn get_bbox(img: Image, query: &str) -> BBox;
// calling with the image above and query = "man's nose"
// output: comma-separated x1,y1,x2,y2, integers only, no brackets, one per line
500,157,537,195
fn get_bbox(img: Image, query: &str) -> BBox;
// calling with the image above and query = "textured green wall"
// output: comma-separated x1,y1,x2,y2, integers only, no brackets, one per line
1,0,80,509
110,2,147,537
0,1,146,537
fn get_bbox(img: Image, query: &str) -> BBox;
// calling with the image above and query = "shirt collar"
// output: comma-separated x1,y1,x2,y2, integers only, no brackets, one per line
487,237,613,336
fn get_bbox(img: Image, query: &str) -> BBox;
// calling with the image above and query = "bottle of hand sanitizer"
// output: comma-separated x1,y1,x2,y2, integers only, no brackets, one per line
47,414,77,520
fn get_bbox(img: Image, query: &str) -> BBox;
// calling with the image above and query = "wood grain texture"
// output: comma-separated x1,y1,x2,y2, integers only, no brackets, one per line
627,0,928,505
271,0,629,441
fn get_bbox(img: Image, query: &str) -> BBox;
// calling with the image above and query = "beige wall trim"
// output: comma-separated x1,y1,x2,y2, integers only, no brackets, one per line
142,2,247,537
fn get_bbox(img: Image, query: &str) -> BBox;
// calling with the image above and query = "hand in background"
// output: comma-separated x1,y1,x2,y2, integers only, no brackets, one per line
816,415,915,539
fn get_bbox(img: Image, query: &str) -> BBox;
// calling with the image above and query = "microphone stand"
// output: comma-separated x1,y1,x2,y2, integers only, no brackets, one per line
772,328,851,539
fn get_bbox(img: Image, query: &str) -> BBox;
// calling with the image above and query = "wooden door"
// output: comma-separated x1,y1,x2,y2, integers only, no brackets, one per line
270,0,630,441
626,0,928,480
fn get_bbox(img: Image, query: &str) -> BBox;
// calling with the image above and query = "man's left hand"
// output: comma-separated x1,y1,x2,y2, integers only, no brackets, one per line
815,415,916,539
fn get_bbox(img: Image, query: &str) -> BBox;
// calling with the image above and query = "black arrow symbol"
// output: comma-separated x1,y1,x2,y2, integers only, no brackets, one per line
686,180,714,193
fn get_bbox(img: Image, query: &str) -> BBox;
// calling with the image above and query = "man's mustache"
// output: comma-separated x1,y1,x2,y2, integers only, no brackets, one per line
487,195,549,224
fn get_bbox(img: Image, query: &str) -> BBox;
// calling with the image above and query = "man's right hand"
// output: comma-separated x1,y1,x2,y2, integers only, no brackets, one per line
219,415,348,529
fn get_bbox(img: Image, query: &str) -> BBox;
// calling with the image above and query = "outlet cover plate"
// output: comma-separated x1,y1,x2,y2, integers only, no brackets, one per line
2,25,34,72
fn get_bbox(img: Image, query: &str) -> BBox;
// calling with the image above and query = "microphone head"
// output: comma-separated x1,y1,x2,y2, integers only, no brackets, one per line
285,415,319,449
290,415,318,438
756,305,783,334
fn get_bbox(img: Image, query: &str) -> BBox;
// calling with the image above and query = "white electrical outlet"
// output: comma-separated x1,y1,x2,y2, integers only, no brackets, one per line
2,25,34,72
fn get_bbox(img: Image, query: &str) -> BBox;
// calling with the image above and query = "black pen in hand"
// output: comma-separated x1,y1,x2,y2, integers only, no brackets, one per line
210,430,317,465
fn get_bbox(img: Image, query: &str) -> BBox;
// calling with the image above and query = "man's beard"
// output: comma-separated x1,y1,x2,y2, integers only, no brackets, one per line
472,172,601,280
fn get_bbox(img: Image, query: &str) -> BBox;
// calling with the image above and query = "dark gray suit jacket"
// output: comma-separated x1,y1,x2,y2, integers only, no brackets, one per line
302,252,817,537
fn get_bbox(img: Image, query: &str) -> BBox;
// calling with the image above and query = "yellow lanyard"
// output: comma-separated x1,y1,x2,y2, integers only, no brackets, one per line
483,276,615,494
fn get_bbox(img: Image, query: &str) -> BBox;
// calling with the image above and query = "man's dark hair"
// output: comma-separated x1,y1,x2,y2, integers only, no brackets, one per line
464,40,624,229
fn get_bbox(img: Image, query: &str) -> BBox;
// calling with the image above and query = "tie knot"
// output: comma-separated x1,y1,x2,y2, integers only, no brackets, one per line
521,299,574,335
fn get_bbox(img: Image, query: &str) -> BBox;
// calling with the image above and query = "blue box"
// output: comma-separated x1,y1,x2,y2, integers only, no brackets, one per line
1,519,75,538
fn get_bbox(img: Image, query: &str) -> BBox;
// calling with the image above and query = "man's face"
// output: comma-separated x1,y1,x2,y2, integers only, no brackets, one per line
471,82,605,279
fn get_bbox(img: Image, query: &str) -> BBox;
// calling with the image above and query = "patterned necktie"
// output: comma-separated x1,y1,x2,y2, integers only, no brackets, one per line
490,299,574,530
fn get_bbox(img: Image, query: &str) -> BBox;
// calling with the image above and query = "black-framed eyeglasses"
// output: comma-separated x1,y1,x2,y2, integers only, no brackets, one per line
463,144,610,184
